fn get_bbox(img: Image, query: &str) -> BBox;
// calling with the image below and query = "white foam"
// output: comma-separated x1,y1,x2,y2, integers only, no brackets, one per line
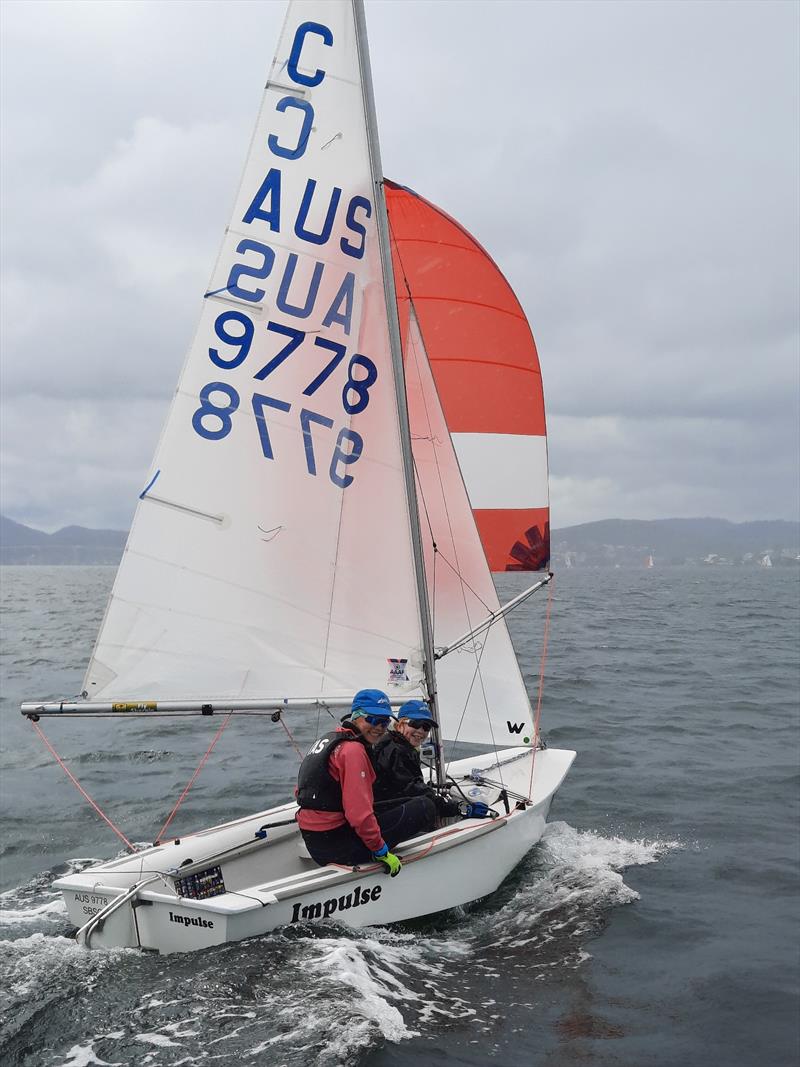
134,1032,180,1048
310,939,417,1040
55,1042,121,1067
542,820,682,870
0,932,132,1006
0,896,67,926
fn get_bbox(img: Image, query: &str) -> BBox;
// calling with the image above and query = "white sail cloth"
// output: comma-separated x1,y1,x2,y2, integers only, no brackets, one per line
405,310,535,748
83,1,426,703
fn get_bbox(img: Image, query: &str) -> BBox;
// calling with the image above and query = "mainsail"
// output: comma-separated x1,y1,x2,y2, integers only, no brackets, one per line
83,2,427,703
386,181,550,572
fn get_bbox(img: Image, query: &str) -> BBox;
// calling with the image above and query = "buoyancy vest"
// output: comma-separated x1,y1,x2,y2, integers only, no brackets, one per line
296,723,372,813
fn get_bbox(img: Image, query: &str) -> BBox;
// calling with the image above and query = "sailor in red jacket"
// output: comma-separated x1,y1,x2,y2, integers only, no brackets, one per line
296,689,436,875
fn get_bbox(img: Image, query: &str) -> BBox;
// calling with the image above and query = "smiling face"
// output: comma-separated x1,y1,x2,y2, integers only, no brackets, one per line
396,718,433,749
352,714,391,745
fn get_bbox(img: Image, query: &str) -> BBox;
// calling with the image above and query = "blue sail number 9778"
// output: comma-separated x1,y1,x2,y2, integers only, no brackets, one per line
191,310,377,488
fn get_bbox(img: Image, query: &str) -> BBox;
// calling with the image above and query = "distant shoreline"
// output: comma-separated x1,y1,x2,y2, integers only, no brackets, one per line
2,514,798,568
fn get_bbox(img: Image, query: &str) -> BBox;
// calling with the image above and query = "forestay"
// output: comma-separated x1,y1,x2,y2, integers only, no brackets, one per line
83,2,426,703
405,309,536,749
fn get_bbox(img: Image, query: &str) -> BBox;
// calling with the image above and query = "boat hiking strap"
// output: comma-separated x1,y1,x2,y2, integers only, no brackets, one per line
28,720,138,853
527,575,554,801
155,712,233,844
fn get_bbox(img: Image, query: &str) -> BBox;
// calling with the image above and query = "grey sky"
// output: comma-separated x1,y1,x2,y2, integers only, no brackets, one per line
1,0,798,531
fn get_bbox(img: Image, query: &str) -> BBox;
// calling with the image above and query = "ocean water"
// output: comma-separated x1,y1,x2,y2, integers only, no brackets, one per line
0,565,797,1066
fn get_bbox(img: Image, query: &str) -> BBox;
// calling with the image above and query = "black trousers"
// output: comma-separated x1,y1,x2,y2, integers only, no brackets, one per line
301,795,437,867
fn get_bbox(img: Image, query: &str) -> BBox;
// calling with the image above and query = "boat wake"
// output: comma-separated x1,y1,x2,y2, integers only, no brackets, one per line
0,823,680,1066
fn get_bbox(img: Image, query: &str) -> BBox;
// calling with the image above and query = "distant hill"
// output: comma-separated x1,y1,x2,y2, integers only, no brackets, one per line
0,516,126,564
0,516,52,547
551,518,800,567
2,515,798,567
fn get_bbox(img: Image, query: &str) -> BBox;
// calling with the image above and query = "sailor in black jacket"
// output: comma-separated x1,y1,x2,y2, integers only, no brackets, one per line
372,700,460,818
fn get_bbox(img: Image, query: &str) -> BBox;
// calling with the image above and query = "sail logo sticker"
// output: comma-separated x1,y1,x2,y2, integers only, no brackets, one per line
387,658,409,685
290,883,382,924
506,721,525,734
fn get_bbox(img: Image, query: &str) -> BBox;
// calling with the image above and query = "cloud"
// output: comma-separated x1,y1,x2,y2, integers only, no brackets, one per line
1,0,798,531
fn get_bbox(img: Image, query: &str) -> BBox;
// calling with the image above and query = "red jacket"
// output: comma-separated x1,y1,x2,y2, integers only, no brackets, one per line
296,729,384,853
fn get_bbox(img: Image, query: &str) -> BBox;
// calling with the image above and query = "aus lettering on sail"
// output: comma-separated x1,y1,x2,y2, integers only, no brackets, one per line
190,17,380,492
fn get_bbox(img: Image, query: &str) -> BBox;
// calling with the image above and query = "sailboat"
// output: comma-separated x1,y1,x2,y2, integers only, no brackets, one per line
21,0,574,954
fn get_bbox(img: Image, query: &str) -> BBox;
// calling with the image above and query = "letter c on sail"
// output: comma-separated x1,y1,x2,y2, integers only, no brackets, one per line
268,98,314,161
288,22,334,87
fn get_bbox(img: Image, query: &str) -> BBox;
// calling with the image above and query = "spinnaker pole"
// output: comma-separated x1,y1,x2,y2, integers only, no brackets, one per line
352,0,445,787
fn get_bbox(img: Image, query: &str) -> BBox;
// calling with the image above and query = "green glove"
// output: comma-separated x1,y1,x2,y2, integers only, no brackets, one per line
372,845,402,876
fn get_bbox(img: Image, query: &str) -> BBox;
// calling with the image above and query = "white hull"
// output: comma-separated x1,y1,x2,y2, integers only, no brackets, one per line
55,747,574,954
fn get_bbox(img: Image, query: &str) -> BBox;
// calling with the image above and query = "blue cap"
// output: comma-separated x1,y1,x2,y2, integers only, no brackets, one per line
396,699,437,727
351,689,392,719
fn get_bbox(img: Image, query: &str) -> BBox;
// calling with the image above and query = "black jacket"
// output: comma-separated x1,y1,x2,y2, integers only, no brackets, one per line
371,730,429,804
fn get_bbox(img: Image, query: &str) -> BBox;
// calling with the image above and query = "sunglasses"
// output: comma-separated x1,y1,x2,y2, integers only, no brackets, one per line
363,714,391,727
403,720,434,733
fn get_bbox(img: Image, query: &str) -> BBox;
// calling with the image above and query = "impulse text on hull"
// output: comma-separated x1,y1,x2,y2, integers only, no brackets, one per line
168,912,215,929
290,883,382,923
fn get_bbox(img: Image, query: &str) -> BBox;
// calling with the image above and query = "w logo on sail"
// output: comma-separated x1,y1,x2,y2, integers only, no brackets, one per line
506,721,525,734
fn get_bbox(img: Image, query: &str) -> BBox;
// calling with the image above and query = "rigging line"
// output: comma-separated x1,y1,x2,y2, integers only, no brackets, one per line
443,636,488,761
527,576,554,802
155,712,233,844
319,455,350,686
473,624,505,793
443,616,506,796
392,225,491,751
434,550,492,614
29,720,138,853
431,530,437,636
413,451,437,546
411,452,437,631
405,303,488,634
276,713,305,762
388,228,445,643
405,303,496,722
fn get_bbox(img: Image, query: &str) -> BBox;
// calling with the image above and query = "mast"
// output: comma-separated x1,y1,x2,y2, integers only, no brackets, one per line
352,0,445,787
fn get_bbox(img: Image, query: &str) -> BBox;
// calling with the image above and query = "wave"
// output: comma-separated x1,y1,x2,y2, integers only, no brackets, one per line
0,824,681,1066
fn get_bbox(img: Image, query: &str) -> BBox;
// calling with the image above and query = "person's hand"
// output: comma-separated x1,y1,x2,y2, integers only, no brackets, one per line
459,801,491,819
372,844,402,876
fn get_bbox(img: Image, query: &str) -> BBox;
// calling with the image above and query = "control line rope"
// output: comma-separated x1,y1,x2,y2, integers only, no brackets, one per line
276,714,305,761
155,712,233,844
527,575,554,802
29,720,138,853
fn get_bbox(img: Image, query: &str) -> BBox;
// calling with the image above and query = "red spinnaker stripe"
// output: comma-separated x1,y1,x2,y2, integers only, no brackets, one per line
386,180,549,570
